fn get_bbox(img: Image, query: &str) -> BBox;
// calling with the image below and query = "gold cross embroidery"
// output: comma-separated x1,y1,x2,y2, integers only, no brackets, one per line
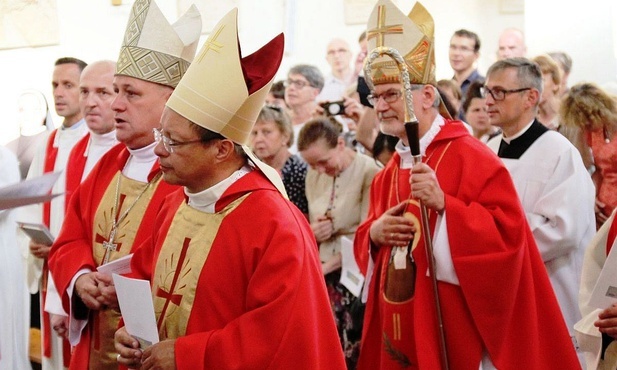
197,25,225,63
367,5,403,48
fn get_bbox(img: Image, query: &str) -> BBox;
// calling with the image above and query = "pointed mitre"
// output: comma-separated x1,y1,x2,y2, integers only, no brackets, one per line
116,0,202,88
366,0,436,86
166,8,288,196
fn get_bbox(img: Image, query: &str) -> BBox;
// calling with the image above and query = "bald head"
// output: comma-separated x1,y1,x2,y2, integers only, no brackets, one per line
79,60,117,134
497,28,526,60
325,38,352,77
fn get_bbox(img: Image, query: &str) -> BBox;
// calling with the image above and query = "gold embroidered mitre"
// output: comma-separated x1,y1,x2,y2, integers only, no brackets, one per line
366,0,436,86
166,8,288,197
116,0,202,88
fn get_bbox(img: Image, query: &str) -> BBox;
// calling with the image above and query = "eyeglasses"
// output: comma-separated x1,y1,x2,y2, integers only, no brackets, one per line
480,86,531,101
327,48,350,56
153,128,207,154
367,90,403,106
283,79,312,89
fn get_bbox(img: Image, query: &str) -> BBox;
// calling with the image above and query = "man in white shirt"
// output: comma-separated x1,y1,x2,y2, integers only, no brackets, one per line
485,57,595,367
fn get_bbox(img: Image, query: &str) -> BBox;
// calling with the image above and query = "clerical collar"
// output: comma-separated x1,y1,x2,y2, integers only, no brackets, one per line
395,115,445,169
186,165,252,213
123,141,158,182
498,120,548,159
502,119,534,144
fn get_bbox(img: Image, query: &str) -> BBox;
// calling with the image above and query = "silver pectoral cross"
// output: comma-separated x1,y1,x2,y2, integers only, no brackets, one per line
101,240,117,265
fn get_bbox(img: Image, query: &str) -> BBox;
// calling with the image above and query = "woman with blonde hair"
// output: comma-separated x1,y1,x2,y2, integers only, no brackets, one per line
533,54,562,129
561,82,617,228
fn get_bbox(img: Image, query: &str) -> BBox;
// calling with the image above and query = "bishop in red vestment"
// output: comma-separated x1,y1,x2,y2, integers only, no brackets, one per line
115,8,345,369
354,1,580,368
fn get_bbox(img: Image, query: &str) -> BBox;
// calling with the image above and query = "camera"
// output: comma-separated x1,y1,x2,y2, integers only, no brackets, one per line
321,100,345,116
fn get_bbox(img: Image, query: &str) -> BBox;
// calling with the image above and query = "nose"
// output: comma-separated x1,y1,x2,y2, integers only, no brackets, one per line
153,139,168,158
374,96,389,112
111,93,123,112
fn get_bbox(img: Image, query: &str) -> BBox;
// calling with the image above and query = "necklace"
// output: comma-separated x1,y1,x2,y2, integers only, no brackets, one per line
324,175,337,220
100,168,162,265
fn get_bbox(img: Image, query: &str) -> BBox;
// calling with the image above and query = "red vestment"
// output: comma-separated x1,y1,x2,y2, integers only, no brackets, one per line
128,170,346,370
64,133,90,203
354,121,580,369
48,145,179,369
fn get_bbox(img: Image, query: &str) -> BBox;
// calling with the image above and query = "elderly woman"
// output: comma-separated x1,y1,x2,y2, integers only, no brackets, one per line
250,105,308,215
298,117,380,368
561,82,617,228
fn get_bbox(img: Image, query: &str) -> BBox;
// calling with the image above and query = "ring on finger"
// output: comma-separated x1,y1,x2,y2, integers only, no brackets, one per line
117,354,121,362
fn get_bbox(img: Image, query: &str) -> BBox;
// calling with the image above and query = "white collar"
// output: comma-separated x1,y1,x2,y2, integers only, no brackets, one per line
185,165,252,213
395,115,445,169
127,141,158,163
503,119,534,144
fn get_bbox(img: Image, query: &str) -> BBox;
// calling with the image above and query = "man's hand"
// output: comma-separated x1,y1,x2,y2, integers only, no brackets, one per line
311,215,334,243
50,314,69,339
94,272,119,309
369,201,415,247
115,327,143,368
596,304,617,339
411,162,445,213
29,240,52,259
141,339,177,370
74,273,104,310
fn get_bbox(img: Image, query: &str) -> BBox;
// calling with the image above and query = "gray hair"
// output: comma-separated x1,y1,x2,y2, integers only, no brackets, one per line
288,64,324,92
486,57,543,98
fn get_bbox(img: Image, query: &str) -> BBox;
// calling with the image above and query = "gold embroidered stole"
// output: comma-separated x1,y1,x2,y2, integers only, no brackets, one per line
153,194,247,340
378,141,453,367
89,172,163,369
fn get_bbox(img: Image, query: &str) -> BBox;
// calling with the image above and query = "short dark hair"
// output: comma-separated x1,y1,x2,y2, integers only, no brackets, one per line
270,80,286,99
453,29,481,53
462,79,485,114
54,57,87,72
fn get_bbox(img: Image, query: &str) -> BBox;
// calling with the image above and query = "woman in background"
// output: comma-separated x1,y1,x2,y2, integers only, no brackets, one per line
250,105,308,216
298,117,380,369
561,82,617,228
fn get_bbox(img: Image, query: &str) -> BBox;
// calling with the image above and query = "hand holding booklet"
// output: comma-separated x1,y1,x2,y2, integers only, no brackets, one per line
113,273,159,349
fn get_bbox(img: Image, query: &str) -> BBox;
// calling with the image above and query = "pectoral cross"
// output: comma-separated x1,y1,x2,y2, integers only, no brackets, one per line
156,237,192,329
367,5,403,48
101,240,117,265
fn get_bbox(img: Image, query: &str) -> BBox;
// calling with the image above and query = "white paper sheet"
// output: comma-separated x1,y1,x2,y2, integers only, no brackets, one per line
589,244,617,309
97,254,133,276
339,236,365,297
0,171,62,210
113,274,159,348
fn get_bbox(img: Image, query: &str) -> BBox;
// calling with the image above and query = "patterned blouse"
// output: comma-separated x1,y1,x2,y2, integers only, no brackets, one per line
282,154,309,214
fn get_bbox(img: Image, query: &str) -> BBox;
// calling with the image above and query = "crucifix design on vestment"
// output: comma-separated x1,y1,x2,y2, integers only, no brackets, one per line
156,237,192,332
367,5,403,48
95,193,127,265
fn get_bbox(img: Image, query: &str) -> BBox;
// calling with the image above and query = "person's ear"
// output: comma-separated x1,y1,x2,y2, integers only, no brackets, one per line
213,139,236,161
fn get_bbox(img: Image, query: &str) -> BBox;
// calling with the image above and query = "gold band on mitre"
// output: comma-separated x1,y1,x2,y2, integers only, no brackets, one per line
116,0,202,88
366,0,436,86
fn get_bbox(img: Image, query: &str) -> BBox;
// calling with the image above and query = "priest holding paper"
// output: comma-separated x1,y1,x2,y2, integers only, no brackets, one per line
47,1,201,368
114,9,345,369
353,1,580,369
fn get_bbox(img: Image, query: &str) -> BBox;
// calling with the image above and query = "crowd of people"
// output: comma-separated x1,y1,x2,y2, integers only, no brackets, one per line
2,0,617,369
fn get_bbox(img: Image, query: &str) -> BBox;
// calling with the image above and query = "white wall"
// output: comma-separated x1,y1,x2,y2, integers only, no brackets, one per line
0,0,614,145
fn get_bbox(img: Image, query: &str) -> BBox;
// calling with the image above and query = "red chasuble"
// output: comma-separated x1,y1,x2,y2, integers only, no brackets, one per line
64,133,90,204
354,121,580,370
129,170,346,370
48,144,179,370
